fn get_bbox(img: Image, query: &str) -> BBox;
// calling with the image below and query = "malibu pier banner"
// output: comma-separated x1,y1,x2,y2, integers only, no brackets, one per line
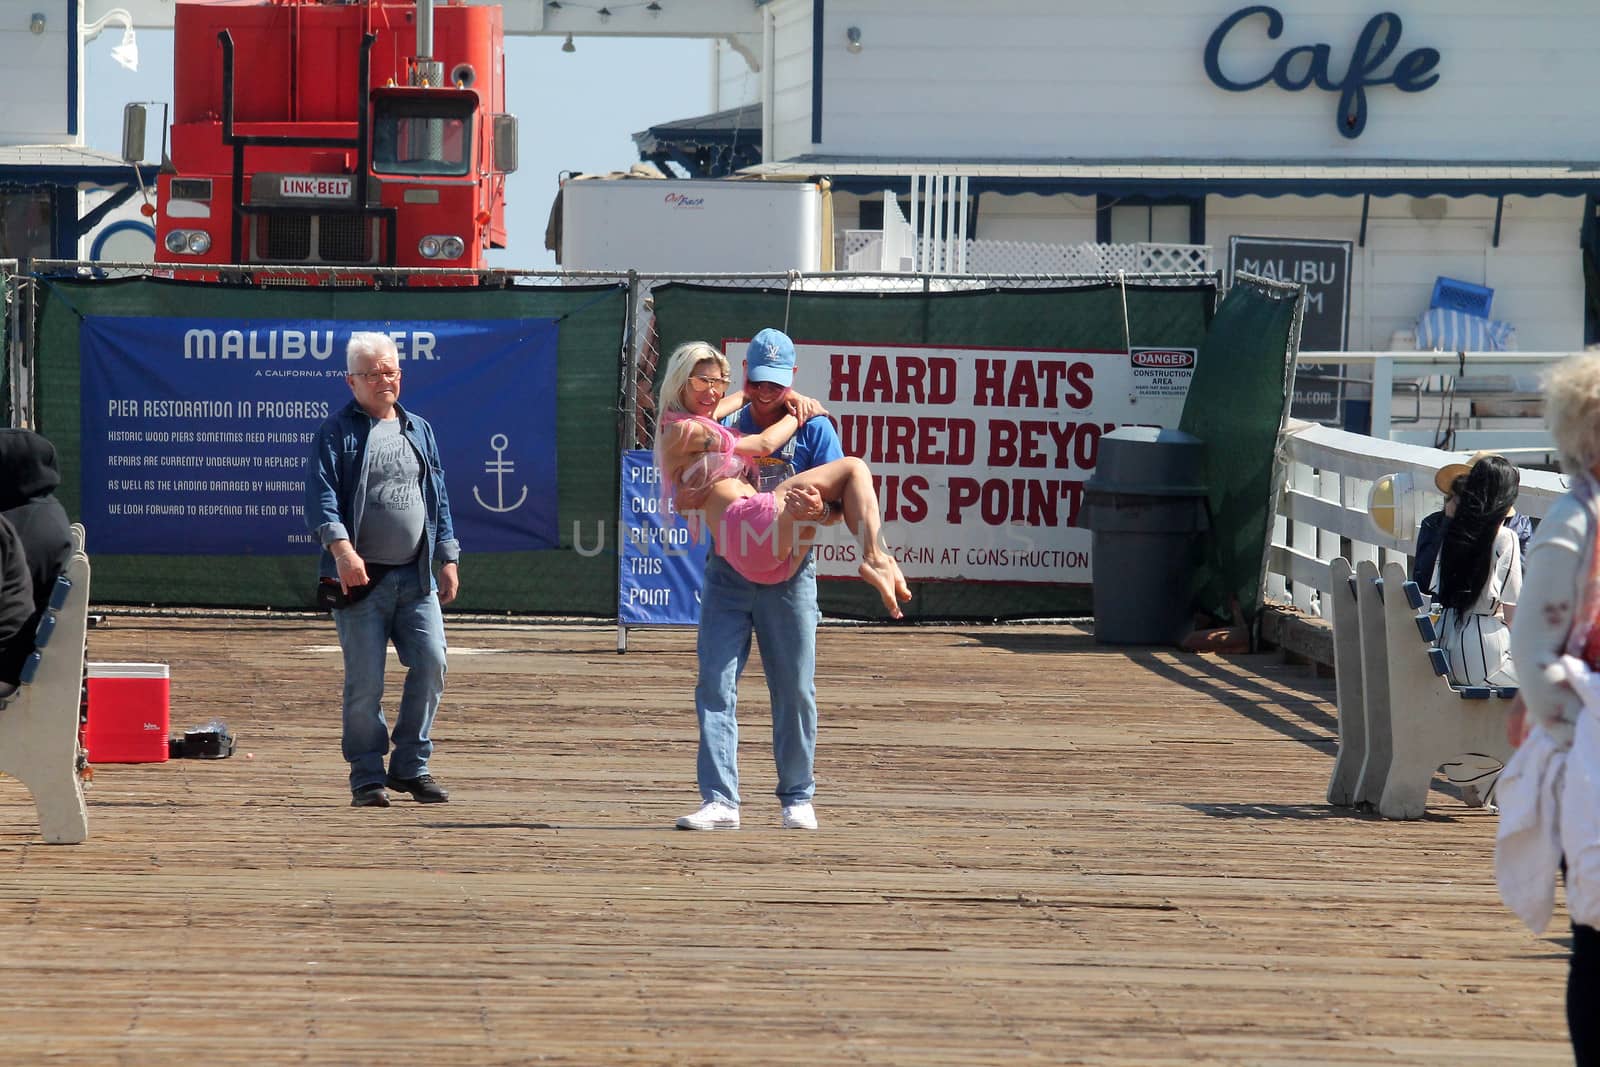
725,340,1197,585
79,316,560,555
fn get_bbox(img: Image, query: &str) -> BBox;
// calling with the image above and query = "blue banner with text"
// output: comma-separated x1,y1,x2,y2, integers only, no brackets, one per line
80,316,559,555
617,449,706,625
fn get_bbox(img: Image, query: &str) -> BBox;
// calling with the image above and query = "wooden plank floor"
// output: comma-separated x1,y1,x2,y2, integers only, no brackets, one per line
0,619,1573,1066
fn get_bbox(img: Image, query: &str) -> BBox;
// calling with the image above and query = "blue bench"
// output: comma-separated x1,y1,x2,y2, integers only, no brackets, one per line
0,546,91,844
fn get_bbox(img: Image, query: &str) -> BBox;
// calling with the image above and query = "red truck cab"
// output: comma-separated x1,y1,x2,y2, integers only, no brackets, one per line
155,0,515,276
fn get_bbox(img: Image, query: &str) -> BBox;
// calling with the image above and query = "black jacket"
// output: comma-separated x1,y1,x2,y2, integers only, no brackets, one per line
0,430,72,683
0,515,33,688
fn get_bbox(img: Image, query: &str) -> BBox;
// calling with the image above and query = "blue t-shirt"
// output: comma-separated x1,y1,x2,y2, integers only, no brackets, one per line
727,407,844,489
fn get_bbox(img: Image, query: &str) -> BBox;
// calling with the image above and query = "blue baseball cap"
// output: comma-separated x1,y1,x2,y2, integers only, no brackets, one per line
745,328,796,387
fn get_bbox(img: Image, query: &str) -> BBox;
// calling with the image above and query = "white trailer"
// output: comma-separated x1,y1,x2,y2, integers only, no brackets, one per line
559,176,824,273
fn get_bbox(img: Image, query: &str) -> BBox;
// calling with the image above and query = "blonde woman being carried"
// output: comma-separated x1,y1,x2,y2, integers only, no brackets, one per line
653,341,911,618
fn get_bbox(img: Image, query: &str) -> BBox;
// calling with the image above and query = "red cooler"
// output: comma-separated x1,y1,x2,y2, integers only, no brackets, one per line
85,662,171,763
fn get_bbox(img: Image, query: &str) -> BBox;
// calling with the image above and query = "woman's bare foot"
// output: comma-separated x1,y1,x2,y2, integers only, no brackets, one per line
859,553,909,618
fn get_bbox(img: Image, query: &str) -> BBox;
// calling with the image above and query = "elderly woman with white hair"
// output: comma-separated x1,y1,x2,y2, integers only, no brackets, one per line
1502,353,1600,1062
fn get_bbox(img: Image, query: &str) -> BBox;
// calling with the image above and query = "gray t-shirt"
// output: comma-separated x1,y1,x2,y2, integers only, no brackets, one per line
356,417,425,566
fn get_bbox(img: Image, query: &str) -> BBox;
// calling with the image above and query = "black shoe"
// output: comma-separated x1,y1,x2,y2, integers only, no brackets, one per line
351,784,390,808
386,773,449,803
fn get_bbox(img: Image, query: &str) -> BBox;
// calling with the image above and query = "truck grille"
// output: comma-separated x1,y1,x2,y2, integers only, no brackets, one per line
250,213,377,265
318,215,370,263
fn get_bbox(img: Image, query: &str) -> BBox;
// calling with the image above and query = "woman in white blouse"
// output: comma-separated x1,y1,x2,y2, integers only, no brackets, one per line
1433,454,1523,687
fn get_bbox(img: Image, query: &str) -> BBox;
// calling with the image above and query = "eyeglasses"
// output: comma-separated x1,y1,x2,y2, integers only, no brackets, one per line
747,380,788,394
354,368,401,384
689,374,730,391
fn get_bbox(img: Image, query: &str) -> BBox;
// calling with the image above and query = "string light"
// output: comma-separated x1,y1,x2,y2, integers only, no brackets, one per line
545,1,663,18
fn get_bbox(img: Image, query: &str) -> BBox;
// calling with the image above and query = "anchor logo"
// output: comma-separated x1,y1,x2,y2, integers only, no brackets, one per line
472,433,528,513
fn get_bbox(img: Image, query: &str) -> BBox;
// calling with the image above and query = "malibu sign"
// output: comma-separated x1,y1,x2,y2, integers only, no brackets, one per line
1203,5,1440,139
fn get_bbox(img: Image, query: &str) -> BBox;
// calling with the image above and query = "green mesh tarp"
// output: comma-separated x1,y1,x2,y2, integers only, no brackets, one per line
1178,275,1302,630
652,281,1217,620
33,276,628,612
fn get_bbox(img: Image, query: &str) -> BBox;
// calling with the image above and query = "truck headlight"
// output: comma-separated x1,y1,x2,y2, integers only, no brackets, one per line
419,234,464,260
164,229,212,255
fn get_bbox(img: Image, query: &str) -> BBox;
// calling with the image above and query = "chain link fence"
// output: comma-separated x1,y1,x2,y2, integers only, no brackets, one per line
625,268,1221,455
4,259,1221,615
10,259,1220,450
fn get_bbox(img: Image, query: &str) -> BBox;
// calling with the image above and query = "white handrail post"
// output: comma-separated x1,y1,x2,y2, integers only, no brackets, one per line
1291,461,1317,613
1345,471,1378,568
1267,509,1289,603
1370,355,1394,441
955,176,969,274
907,175,921,273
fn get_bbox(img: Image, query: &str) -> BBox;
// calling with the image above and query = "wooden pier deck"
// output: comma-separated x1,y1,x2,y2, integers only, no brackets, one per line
0,618,1573,1065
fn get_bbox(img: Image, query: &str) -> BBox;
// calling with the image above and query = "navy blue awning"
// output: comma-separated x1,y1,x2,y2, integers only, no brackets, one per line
739,157,1600,200
0,145,158,188
633,105,762,179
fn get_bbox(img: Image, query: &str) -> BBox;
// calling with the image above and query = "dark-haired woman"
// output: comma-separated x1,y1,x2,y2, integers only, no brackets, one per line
1433,454,1523,687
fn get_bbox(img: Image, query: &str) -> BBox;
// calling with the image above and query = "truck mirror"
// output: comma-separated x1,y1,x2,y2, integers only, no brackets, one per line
121,103,148,163
492,114,518,174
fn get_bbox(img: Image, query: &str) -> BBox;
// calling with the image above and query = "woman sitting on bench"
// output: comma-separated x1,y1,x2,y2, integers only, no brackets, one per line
1432,454,1522,687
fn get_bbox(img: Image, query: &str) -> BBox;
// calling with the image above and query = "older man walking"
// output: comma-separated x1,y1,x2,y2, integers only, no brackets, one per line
305,331,460,808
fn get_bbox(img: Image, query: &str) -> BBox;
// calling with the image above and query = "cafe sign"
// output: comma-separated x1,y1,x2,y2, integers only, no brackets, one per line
1203,5,1441,138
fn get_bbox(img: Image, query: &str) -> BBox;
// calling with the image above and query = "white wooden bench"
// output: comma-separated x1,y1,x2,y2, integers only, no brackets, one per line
1326,558,1399,809
1375,559,1514,820
0,548,90,843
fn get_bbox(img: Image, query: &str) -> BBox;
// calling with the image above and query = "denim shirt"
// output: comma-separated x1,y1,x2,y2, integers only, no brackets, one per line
304,398,460,592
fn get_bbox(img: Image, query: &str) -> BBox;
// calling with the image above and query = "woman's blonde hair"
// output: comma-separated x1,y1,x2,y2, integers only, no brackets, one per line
1546,354,1600,476
656,341,730,421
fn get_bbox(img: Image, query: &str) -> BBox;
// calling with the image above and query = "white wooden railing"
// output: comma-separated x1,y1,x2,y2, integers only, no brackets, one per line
1266,420,1569,619
1297,350,1580,450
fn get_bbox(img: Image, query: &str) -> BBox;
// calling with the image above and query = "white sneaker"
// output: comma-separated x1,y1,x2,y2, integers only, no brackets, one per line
781,802,818,830
675,800,740,831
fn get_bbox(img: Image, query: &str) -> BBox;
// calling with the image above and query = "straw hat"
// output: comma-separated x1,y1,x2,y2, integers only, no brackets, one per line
1433,450,1504,495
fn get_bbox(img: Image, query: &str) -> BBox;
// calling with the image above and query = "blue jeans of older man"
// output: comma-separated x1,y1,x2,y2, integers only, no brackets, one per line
333,564,448,790
694,552,819,808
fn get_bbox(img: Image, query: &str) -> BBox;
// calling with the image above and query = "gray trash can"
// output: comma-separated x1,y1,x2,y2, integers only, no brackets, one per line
1081,426,1209,646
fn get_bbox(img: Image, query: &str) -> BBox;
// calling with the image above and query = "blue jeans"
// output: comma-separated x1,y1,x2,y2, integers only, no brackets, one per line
694,552,819,808
333,565,448,790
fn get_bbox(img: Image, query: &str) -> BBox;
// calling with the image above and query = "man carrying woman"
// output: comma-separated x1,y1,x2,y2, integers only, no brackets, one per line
655,330,909,832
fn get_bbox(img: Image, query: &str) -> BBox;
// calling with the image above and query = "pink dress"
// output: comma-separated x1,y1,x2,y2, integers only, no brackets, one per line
658,414,797,585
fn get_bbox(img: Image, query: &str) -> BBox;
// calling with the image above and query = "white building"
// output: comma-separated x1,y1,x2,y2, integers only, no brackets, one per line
681,0,1600,351
0,0,157,261
40,0,1600,350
